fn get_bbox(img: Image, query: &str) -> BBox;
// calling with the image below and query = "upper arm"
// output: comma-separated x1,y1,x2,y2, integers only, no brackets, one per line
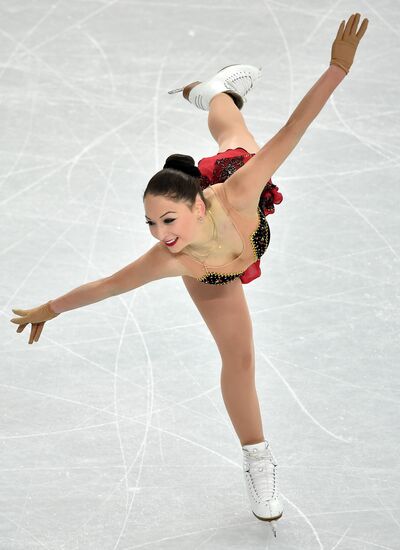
224,124,302,210
106,242,186,296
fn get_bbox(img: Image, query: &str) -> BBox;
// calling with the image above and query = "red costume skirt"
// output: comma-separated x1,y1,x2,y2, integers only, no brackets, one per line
197,147,283,284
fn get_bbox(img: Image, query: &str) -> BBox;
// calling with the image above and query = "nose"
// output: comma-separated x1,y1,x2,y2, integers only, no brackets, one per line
155,230,173,242
149,224,176,242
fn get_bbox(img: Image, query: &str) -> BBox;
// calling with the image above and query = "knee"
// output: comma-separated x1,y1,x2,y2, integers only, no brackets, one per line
222,348,255,373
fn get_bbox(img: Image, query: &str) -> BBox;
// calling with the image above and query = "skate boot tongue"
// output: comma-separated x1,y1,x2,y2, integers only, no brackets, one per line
242,441,268,453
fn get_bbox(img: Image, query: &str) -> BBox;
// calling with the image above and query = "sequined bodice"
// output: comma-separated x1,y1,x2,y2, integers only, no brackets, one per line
176,183,270,285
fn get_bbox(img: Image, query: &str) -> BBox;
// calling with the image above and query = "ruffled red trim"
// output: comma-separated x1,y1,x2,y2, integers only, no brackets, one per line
259,181,283,216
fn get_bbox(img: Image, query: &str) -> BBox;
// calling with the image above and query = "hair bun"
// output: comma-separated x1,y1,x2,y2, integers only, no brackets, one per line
163,154,201,178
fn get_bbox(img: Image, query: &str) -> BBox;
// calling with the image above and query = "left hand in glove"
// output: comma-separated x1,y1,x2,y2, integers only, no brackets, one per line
330,13,369,74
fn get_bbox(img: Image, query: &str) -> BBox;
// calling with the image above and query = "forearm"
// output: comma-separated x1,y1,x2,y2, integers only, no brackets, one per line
285,64,346,134
49,278,113,314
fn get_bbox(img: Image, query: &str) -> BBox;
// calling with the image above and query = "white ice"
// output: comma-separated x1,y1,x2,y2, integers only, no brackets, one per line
1,1,399,549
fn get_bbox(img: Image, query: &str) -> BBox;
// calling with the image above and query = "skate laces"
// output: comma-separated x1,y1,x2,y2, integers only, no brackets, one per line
222,70,259,96
243,447,278,501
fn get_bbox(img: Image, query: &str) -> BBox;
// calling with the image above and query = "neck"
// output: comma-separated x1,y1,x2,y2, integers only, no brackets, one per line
186,210,217,255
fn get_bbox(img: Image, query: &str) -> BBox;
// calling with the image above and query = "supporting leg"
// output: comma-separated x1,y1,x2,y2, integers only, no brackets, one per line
181,276,265,447
220,358,265,447
208,93,261,153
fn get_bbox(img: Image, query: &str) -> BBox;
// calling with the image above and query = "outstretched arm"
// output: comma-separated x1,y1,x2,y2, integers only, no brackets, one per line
10,242,185,344
225,65,346,205
50,243,181,313
224,65,346,208
50,242,183,313
224,13,368,210
285,64,346,133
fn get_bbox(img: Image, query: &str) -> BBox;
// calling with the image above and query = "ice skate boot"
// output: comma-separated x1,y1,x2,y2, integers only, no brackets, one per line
168,64,262,111
242,439,283,537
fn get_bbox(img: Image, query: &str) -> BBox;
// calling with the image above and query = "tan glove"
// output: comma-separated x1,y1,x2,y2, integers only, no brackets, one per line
330,13,369,74
10,301,60,345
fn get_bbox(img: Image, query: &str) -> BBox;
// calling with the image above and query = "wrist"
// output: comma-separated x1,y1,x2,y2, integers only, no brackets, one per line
329,62,348,77
48,300,61,315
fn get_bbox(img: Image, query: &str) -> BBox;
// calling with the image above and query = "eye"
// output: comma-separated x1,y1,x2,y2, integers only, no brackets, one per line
145,218,175,226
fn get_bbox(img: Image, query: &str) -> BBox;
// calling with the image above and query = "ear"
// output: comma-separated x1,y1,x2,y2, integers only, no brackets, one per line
194,195,206,217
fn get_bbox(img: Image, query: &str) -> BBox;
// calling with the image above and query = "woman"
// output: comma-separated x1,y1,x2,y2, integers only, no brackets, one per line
10,14,368,537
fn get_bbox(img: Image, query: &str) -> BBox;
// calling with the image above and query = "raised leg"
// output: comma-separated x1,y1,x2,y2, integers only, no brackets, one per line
208,93,261,154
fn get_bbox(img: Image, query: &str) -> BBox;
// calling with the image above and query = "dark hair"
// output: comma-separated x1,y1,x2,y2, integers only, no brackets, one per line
143,154,211,211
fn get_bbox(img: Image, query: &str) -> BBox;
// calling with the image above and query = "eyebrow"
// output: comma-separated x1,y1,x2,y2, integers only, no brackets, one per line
145,211,177,221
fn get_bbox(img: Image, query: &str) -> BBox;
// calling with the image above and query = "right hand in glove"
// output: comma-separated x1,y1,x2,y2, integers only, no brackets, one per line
330,13,369,74
10,301,60,345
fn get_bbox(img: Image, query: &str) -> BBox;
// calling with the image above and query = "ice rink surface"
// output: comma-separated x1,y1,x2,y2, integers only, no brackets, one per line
1,1,399,548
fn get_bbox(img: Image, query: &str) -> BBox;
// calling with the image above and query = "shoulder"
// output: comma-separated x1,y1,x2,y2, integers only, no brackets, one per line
152,242,191,277
217,182,260,219
108,242,191,296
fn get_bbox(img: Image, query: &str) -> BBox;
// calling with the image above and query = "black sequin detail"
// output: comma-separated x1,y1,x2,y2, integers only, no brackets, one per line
198,271,244,285
253,206,269,258
214,156,245,181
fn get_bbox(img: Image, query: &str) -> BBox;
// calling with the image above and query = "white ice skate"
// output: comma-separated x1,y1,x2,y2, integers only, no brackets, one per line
168,64,262,111
242,440,283,537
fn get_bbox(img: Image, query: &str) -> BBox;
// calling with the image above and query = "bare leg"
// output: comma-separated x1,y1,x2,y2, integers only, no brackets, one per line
208,93,261,154
181,276,265,446
220,359,265,446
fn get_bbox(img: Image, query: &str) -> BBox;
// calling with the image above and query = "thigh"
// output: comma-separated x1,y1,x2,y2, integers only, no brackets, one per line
182,276,255,365
218,136,261,155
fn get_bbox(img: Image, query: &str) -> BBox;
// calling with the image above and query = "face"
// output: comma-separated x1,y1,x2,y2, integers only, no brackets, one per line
144,193,206,252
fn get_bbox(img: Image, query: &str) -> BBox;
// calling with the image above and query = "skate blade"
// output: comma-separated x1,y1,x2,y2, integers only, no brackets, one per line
252,512,282,538
167,87,184,94
270,520,277,538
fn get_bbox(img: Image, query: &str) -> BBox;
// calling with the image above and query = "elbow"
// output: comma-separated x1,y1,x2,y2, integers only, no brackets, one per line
103,275,120,297
283,120,304,137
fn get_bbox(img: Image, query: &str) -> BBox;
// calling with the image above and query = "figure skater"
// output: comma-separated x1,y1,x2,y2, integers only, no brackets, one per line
10,13,368,537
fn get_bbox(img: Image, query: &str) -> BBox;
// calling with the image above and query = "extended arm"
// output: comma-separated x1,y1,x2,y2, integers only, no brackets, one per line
225,65,346,207
224,14,368,209
50,242,184,313
10,242,185,343
49,278,113,314
285,65,346,132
